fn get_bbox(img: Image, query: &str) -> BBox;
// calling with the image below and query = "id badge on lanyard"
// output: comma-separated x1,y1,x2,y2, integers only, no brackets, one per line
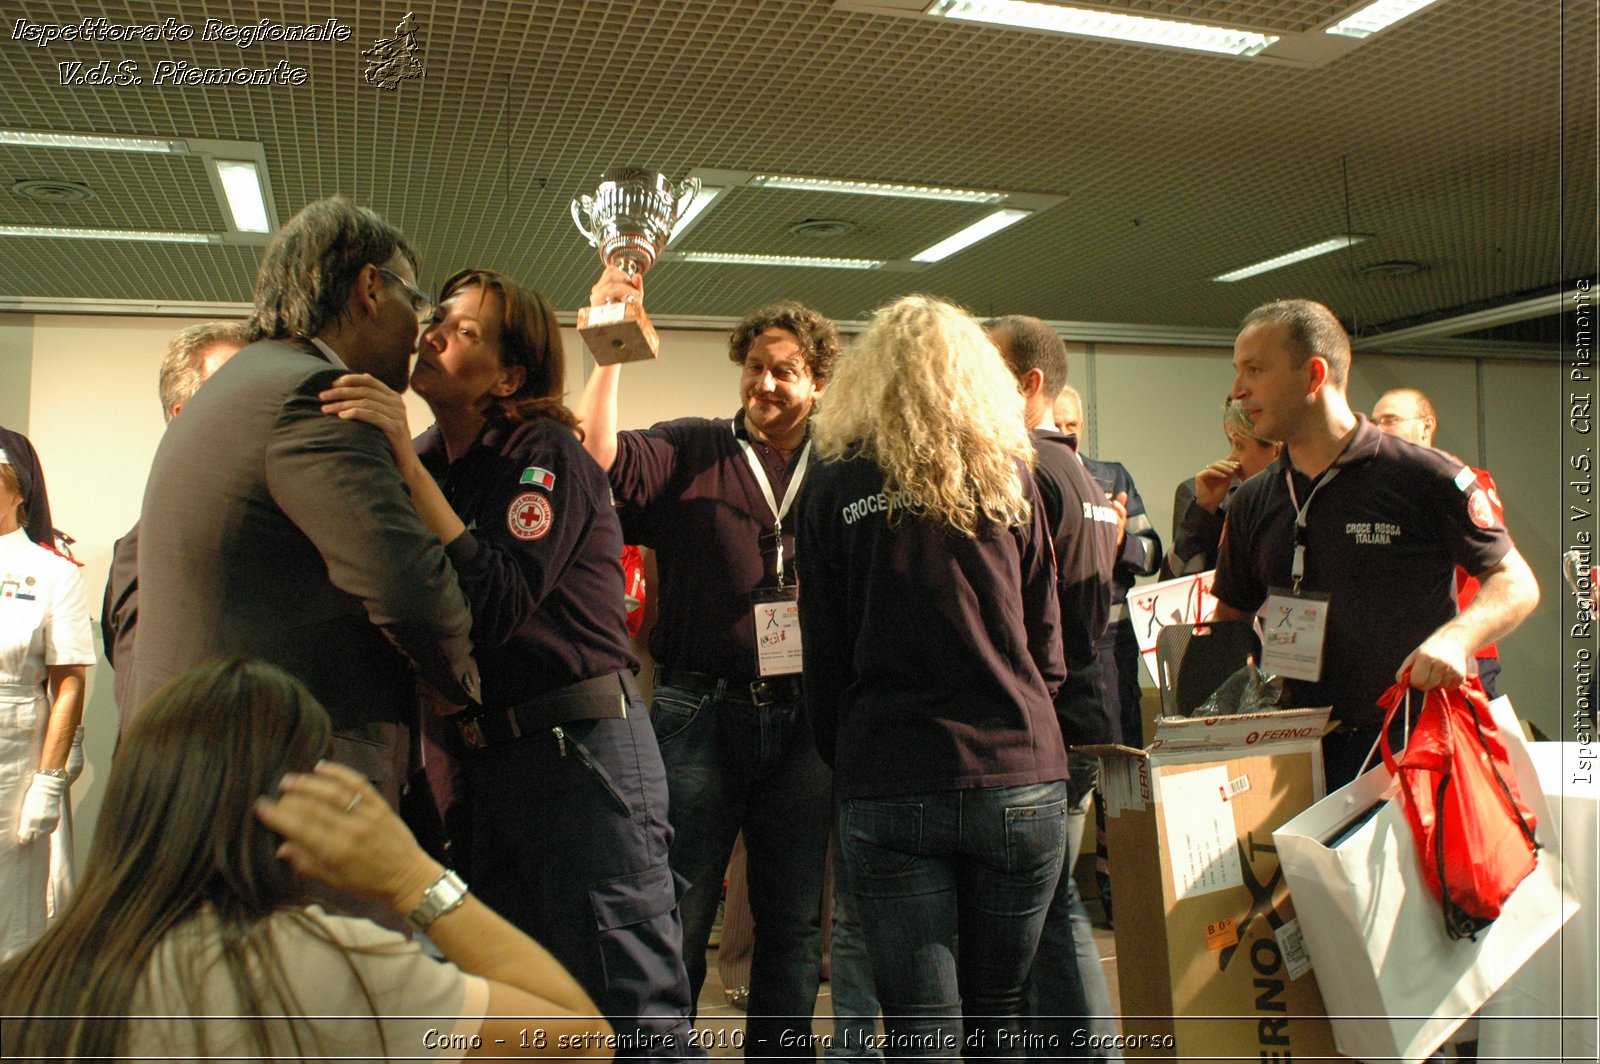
1261,587,1331,681
751,586,802,677
1259,467,1338,682
738,431,811,677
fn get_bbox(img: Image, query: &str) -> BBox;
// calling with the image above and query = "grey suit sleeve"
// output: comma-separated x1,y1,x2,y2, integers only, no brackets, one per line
263,374,480,704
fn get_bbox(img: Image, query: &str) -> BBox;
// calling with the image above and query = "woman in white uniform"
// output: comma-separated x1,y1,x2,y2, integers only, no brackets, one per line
0,449,92,960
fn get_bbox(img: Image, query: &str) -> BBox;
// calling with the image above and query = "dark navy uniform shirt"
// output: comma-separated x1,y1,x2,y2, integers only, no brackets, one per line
1032,428,1118,670
1211,415,1511,730
417,415,637,707
795,451,1068,800
609,412,804,681
1082,456,1161,603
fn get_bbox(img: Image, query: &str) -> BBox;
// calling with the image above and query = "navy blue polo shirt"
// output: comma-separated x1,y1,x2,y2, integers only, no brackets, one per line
610,411,805,681
1032,428,1118,670
1212,416,1511,730
416,416,637,707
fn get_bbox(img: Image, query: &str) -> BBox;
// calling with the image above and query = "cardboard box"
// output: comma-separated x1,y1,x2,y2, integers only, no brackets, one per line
1084,708,1344,1061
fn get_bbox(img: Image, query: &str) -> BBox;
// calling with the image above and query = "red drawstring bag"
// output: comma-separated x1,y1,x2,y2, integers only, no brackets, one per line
1375,675,1541,940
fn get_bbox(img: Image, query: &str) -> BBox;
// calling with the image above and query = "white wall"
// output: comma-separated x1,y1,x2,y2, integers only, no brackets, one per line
0,311,1564,861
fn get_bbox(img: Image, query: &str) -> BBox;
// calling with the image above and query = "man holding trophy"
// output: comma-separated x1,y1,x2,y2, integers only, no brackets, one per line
575,168,839,1058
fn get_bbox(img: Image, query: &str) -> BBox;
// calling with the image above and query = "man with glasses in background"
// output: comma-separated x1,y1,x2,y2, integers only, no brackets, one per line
131,199,480,872
1371,387,1510,697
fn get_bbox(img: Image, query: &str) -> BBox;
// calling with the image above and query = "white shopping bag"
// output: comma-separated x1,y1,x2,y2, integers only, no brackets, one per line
1272,696,1578,1064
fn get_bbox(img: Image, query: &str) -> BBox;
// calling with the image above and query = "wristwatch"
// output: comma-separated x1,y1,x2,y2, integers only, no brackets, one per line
37,767,69,780
406,869,469,931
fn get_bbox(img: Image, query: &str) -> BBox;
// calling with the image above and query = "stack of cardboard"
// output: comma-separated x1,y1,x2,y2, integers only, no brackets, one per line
1085,707,1343,1061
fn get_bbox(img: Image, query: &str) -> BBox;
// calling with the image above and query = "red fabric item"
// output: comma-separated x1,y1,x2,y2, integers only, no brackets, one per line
621,544,647,639
1376,676,1540,940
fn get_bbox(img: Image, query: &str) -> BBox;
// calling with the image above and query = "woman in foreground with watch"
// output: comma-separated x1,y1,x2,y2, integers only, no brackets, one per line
0,658,610,1061
0,450,92,961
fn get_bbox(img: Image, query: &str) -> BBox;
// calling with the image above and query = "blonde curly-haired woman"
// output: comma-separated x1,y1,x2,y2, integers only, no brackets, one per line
796,294,1068,1060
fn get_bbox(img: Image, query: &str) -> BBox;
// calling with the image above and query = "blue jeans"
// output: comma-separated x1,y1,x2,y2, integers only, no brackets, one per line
840,782,1067,1061
827,842,884,1063
650,677,832,1058
466,680,698,1060
1026,757,1121,1060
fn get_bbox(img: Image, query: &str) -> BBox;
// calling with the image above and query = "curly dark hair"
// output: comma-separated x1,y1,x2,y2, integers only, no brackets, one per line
726,301,841,383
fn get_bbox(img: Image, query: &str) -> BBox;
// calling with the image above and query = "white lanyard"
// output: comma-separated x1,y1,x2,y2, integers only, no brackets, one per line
736,431,812,588
1284,466,1339,592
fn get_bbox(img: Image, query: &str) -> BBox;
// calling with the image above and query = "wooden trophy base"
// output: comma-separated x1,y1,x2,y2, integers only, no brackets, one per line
577,300,660,365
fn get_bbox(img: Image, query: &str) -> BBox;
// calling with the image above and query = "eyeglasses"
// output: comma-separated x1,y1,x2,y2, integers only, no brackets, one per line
374,265,433,322
1373,414,1427,428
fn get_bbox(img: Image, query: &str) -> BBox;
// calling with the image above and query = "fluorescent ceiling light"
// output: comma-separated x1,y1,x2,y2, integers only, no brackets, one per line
213,160,271,233
0,225,217,244
1211,236,1368,282
1326,0,1442,39
0,130,183,153
672,251,886,270
749,174,1006,204
927,0,1278,57
668,186,722,245
911,208,1032,263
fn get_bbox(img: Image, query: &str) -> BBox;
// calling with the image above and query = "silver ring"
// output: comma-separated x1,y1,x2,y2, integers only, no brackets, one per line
344,792,363,815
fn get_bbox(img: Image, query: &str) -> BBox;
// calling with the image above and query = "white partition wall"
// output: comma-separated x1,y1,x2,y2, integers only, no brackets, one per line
1477,360,1564,728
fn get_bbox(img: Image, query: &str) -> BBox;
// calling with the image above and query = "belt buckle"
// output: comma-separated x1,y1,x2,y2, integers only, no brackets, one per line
748,677,797,707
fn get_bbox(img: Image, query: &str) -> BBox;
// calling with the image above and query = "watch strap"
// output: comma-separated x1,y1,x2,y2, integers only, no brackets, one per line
405,869,469,931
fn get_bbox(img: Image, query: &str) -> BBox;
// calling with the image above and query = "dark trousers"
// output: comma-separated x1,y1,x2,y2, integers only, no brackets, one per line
650,673,832,1060
466,678,699,1060
1323,703,1419,792
308,721,410,932
841,782,1067,1061
1094,618,1146,748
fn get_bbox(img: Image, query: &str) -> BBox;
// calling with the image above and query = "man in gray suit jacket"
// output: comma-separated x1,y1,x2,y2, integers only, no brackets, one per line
130,197,479,801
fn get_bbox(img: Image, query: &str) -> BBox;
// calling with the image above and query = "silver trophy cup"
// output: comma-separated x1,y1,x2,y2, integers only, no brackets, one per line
570,168,700,363
570,168,700,278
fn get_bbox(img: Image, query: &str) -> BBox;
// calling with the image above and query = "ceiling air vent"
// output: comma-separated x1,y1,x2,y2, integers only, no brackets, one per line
788,218,857,239
12,180,96,204
1360,259,1425,277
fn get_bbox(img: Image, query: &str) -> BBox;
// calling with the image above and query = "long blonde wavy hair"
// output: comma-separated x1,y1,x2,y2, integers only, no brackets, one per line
812,294,1034,537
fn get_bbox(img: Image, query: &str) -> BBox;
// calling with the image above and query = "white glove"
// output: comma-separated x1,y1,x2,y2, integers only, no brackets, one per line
66,726,86,783
16,772,67,844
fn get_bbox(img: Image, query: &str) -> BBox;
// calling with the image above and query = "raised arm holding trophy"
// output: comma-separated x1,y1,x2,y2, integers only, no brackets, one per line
571,167,700,364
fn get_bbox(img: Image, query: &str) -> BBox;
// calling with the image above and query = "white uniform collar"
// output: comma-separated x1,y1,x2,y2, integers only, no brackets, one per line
0,525,36,557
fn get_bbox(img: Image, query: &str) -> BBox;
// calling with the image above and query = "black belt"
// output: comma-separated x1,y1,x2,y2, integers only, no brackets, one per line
456,673,629,750
654,665,802,708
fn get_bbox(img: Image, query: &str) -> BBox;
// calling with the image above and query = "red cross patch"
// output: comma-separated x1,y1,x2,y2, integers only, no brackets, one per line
507,491,553,541
1467,488,1495,530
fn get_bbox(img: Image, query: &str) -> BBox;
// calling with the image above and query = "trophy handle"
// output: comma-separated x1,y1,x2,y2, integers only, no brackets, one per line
673,177,702,225
570,194,599,247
